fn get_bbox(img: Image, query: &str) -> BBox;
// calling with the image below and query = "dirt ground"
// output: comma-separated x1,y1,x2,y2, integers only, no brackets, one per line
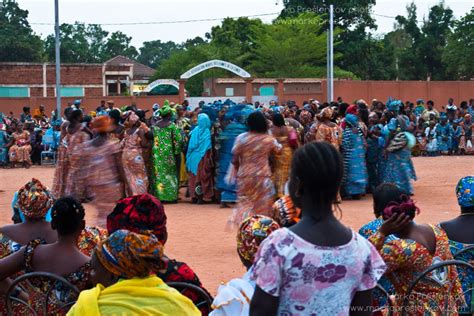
0,156,472,295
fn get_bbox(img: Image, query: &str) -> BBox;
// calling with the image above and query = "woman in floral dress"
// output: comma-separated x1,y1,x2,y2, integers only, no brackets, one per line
121,111,149,196
151,106,182,203
8,123,32,167
270,113,298,198
229,112,281,227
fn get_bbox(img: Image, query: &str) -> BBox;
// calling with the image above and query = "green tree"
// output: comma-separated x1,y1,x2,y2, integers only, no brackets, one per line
0,1,44,62
137,40,180,69
443,9,474,79
102,31,138,61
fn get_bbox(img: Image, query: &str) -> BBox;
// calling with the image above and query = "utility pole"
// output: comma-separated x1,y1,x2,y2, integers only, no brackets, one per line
54,0,61,120
326,4,334,102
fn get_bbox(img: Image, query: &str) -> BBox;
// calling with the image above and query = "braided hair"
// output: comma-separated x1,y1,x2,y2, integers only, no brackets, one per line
51,197,85,235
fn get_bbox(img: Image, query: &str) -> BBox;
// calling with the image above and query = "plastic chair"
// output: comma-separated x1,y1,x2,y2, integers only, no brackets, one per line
6,272,79,316
40,145,56,165
167,281,213,312
401,260,474,316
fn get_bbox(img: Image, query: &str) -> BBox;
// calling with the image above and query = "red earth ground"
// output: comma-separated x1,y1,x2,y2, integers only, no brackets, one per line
0,156,472,295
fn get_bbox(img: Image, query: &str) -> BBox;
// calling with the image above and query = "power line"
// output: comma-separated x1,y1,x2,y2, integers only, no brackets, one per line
30,12,281,26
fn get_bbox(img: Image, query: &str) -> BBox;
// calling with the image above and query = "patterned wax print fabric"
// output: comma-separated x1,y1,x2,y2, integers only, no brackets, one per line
64,130,90,201
272,131,293,198
271,196,301,227
9,131,31,164
121,124,149,196
383,148,417,195
251,228,386,315
230,132,280,226
0,129,8,164
368,225,465,314
341,125,368,196
151,124,182,202
456,176,474,208
435,122,454,152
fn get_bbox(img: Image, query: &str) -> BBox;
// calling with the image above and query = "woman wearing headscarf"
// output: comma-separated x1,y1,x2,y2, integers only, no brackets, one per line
52,107,74,198
106,193,211,315
121,111,149,196
211,215,280,316
341,112,368,199
0,179,56,259
270,113,298,198
84,116,125,227
151,104,183,203
216,108,248,207
306,106,342,149
7,123,32,168
67,230,200,316
459,114,473,154
186,113,215,204
381,100,417,195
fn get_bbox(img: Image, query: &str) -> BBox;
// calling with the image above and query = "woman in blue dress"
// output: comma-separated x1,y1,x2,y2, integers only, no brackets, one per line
216,106,249,207
341,113,368,199
435,113,454,154
0,113,9,166
381,100,417,195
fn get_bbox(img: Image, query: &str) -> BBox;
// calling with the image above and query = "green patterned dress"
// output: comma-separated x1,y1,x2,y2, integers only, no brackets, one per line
151,124,182,201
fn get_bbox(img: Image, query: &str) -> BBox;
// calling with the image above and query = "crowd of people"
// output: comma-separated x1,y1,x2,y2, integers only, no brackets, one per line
0,96,473,315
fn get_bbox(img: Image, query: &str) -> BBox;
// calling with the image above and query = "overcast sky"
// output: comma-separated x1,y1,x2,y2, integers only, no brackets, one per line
19,0,473,48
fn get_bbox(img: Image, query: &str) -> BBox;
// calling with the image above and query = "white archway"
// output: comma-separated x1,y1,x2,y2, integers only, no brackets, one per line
180,59,251,79
143,79,180,93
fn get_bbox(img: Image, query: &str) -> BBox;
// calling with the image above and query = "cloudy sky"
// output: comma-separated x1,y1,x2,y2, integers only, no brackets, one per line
19,0,473,47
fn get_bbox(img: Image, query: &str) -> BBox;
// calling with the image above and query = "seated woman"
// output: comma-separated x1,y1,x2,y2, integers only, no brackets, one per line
211,215,280,316
0,179,56,259
250,142,386,315
369,192,465,313
0,197,93,314
439,176,474,315
8,123,32,168
106,193,211,314
68,230,200,315
6,179,106,258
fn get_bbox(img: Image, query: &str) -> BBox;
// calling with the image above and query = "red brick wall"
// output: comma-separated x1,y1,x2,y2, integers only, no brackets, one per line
0,64,43,84
45,65,103,85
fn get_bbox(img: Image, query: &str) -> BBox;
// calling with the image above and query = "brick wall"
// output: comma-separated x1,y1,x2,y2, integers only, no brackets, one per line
0,64,43,85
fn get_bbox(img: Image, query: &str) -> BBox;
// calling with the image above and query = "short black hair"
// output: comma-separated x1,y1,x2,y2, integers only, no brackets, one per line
247,111,268,133
272,113,285,127
290,142,343,215
69,109,83,123
109,109,121,124
427,100,434,106
51,197,85,236
373,183,407,217
23,106,30,113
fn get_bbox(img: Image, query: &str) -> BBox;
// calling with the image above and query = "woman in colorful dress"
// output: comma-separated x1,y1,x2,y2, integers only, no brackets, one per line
121,111,149,196
250,142,386,315
52,108,74,198
435,112,454,154
229,111,281,227
186,113,215,204
151,105,182,203
68,230,199,316
0,114,9,166
459,114,473,154
211,215,280,316
439,176,474,315
8,123,32,168
270,113,297,198
106,193,211,315
64,109,91,201
85,116,124,227
216,109,248,208
382,100,418,195
0,197,93,315
341,113,368,199
368,194,464,314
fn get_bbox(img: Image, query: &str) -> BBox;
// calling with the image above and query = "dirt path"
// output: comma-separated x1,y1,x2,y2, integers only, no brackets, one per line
0,156,472,294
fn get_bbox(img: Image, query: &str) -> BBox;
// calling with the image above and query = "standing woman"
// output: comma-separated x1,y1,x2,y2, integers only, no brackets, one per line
85,116,125,227
64,109,90,201
270,113,298,198
186,113,215,204
341,113,368,199
151,105,182,203
121,111,149,196
312,107,342,149
229,112,281,227
8,123,32,168
52,107,74,198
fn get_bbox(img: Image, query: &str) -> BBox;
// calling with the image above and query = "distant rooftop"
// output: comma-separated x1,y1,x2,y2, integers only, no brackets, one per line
105,55,155,78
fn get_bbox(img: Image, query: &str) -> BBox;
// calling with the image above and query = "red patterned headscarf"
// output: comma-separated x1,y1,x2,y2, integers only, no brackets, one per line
17,178,54,219
107,193,167,245
237,215,280,265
